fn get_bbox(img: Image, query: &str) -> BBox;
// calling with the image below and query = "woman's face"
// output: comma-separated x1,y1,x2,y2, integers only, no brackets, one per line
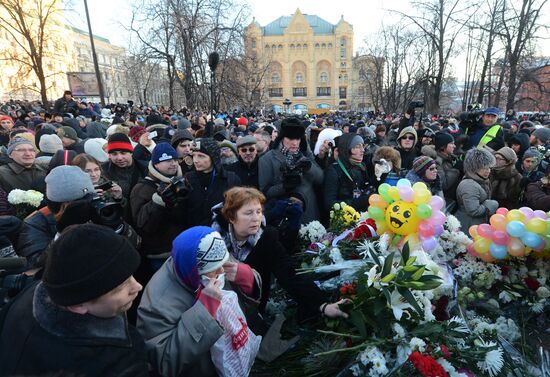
350,144,364,163
424,164,438,181
477,166,491,179
84,162,101,184
523,157,536,172
230,200,263,239
193,151,213,172
495,154,507,168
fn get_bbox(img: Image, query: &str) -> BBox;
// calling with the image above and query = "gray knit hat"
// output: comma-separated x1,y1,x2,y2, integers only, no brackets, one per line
177,118,191,130
45,165,95,202
7,137,35,156
39,134,63,154
463,148,496,175
533,128,550,143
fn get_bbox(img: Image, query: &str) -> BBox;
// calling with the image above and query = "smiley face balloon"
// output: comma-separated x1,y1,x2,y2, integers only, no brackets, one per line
385,201,419,235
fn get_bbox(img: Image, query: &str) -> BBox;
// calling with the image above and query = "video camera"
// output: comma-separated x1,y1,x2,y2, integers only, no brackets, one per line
56,194,124,233
458,103,485,129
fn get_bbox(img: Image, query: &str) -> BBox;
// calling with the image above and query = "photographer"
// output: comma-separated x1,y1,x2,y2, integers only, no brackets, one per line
259,117,324,224
323,133,371,212
130,143,189,271
463,107,505,151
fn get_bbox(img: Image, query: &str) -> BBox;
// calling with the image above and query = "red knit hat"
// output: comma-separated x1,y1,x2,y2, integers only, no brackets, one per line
0,115,13,123
107,133,134,153
237,116,248,126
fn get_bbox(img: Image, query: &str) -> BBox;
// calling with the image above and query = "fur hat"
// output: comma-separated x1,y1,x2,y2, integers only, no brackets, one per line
280,117,305,140
373,146,401,171
43,224,140,306
39,134,63,154
463,148,496,175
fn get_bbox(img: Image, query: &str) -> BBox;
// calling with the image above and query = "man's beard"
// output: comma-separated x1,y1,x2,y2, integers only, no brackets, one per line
221,155,238,165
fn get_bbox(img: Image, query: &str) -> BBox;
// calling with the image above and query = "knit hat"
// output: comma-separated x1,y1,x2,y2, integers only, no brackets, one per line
280,117,305,140
349,134,364,151
0,115,13,124
43,224,140,306
214,118,225,127
434,132,454,150
13,132,36,148
152,142,178,165
171,226,229,290
106,124,129,138
48,150,77,171
494,147,517,164
84,138,108,162
236,135,257,148
107,133,133,153
412,156,436,176
39,134,63,154
129,126,146,143
533,128,550,144
219,140,237,155
397,126,418,147
7,137,35,156
193,137,221,161
523,147,542,162
45,165,95,202
237,117,248,126
57,126,78,142
463,148,496,175
171,129,193,148
177,118,191,130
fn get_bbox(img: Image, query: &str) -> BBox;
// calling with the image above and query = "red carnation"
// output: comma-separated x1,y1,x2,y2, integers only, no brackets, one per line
440,344,451,359
524,277,540,291
408,352,449,377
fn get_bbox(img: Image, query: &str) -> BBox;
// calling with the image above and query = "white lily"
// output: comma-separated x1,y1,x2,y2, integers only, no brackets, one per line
366,265,380,287
389,290,413,321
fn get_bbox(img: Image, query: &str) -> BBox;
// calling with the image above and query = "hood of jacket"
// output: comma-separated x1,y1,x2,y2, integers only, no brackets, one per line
397,126,418,147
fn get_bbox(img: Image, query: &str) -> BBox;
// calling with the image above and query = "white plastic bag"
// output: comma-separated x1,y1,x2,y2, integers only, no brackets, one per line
211,290,261,377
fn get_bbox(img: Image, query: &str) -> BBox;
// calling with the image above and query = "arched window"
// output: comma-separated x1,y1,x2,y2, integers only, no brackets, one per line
265,44,270,49
290,44,295,50
296,44,301,50
278,44,283,49
271,72,280,84
315,43,320,48
295,72,303,83
320,72,328,83
328,43,333,48
272,44,276,49
303,43,308,49
321,43,326,49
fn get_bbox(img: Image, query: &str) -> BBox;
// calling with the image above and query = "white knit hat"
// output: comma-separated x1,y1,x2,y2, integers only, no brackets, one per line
196,231,229,274
84,138,108,162
39,134,63,154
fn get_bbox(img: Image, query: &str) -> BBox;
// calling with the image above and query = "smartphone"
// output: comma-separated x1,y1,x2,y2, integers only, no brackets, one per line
149,131,158,139
95,181,114,191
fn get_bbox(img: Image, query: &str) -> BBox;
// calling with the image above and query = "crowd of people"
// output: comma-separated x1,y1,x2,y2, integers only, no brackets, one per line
1,91,550,376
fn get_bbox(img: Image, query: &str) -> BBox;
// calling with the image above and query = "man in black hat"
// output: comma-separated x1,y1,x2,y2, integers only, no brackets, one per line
226,135,260,188
53,90,78,117
0,224,148,376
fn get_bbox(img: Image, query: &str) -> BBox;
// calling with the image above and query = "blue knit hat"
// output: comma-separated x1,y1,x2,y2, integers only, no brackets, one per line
172,226,229,290
151,142,178,165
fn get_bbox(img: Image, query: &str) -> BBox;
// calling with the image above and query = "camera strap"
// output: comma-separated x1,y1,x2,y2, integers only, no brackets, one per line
337,159,358,189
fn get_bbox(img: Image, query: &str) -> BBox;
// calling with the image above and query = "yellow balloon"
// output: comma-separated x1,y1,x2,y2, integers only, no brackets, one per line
412,182,428,191
413,189,432,205
526,218,547,234
507,209,525,223
474,237,491,254
386,200,419,235
388,186,400,201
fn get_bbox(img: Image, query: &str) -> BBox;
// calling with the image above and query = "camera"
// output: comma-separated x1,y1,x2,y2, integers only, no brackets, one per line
159,177,192,200
89,195,124,231
281,156,312,188
458,104,485,129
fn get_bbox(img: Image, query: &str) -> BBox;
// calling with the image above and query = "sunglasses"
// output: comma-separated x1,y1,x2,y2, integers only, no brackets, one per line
402,136,415,141
239,147,256,153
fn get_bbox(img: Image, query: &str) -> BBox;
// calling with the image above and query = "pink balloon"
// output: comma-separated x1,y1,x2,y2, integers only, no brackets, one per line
535,240,547,252
467,242,478,257
422,236,437,252
496,207,509,216
478,224,494,239
418,221,435,238
434,224,444,237
430,196,445,212
519,207,534,221
533,210,547,219
492,230,510,245
431,210,446,226
399,186,414,202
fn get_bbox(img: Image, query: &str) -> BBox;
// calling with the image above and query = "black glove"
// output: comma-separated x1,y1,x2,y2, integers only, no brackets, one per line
157,184,179,208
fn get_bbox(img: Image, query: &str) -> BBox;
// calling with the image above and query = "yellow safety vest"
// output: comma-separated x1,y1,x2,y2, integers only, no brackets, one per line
478,125,501,148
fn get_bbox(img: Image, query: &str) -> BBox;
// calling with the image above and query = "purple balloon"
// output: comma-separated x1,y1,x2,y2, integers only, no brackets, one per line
422,237,437,252
431,210,447,226
399,186,414,202
434,224,444,237
430,196,445,212
519,207,534,221
533,210,547,219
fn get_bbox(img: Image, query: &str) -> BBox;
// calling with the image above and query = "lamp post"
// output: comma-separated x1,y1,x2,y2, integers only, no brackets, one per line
283,98,292,114
83,0,105,106
208,52,219,118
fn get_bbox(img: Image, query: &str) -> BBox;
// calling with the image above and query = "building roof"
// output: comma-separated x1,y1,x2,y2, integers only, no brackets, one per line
262,14,335,36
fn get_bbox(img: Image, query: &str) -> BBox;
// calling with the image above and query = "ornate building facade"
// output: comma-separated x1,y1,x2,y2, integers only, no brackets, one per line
245,9,355,112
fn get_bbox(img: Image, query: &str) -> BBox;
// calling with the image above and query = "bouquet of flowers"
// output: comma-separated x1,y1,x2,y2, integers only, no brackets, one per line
7,189,44,219
329,202,360,233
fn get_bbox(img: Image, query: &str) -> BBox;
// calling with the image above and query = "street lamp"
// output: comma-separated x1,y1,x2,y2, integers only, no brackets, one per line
283,98,292,114
208,52,219,118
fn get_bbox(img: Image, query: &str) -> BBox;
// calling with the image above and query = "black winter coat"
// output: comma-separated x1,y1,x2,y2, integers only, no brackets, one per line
323,162,370,212
226,157,259,188
16,207,56,268
0,282,149,377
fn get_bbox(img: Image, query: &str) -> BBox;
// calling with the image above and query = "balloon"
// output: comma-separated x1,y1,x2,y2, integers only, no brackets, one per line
492,230,510,245
418,221,435,238
526,218,547,234
506,220,526,238
490,243,508,259
385,201,419,235
369,194,388,209
534,240,547,253
396,179,412,189
399,187,414,202
412,182,428,191
507,209,525,223
478,252,496,262
519,207,534,222
413,189,432,205
430,196,445,212
416,203,432,219
430,210,447,226
474,237,491,254
496,207,509,216
507,237,525,257
376,221,388,234
469,225,479,238
467,242,478,257
422,236,437,252
378,183,390,196
477,224,494,239
521,232,542,249
434,224,444,237
533,210,547,219
388,186,400,201
381,191,393,204
489,214,507,231
368,206,385,222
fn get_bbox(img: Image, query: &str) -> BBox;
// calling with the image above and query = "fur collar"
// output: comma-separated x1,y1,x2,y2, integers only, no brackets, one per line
147,161,183,183
33,282,133,346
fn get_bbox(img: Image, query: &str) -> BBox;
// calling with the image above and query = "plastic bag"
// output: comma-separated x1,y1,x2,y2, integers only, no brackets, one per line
211,290,261,377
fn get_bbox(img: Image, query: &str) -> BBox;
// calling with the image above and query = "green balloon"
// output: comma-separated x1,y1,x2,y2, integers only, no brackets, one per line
416,203,432,219
369,206,385,221
380,191,393,204
379,183,390,196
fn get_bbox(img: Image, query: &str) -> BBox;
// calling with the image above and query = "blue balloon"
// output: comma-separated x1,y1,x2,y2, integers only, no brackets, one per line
506,220,526,238
396,178,412,189
521,232,542,249
490,243,508,259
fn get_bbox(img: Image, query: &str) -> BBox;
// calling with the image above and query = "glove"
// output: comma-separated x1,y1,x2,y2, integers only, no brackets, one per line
156,184,179,208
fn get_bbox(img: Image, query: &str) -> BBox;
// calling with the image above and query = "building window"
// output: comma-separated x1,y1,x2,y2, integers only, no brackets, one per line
296,44,301,50
290,44,295,50
293,87,307,97
303,43,307,49
272,44,276,49
278,44,283,50
295,72,303,83
269,88,283,97
265,44,270,49
321,43,326,49
340,37,346,59
251,39,256,48
317,87,331,96
315,43,320,48
271,72,280,84
339,87,347,99
328,43,332,48
320,72,328,83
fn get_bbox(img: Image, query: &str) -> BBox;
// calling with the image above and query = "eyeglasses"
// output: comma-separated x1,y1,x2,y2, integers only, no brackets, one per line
428,166,437,171
402,136,415,141
12,148,35,153
239,147,256,153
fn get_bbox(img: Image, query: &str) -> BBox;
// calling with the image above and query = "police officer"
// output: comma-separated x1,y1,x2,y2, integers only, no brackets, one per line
465,107,505,151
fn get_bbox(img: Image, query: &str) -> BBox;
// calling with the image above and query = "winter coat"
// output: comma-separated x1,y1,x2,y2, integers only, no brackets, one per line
524,181,550,211
63,118,87,139
323,161,370,212
0,161,47,194
490,165,523,209
136,259,224,377
422,145,461,201
465,121,505,151
183,168,240,228
455,173,499,230
101,158,148,199
86,121,109,139
53,97,78,116
226,157,260,188
0,282,149,377
258,144,323,223
130,163,186,256
405,170,444,198
16,207,56,268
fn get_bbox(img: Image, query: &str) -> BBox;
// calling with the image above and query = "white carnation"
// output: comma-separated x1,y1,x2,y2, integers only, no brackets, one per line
7,189,25,205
